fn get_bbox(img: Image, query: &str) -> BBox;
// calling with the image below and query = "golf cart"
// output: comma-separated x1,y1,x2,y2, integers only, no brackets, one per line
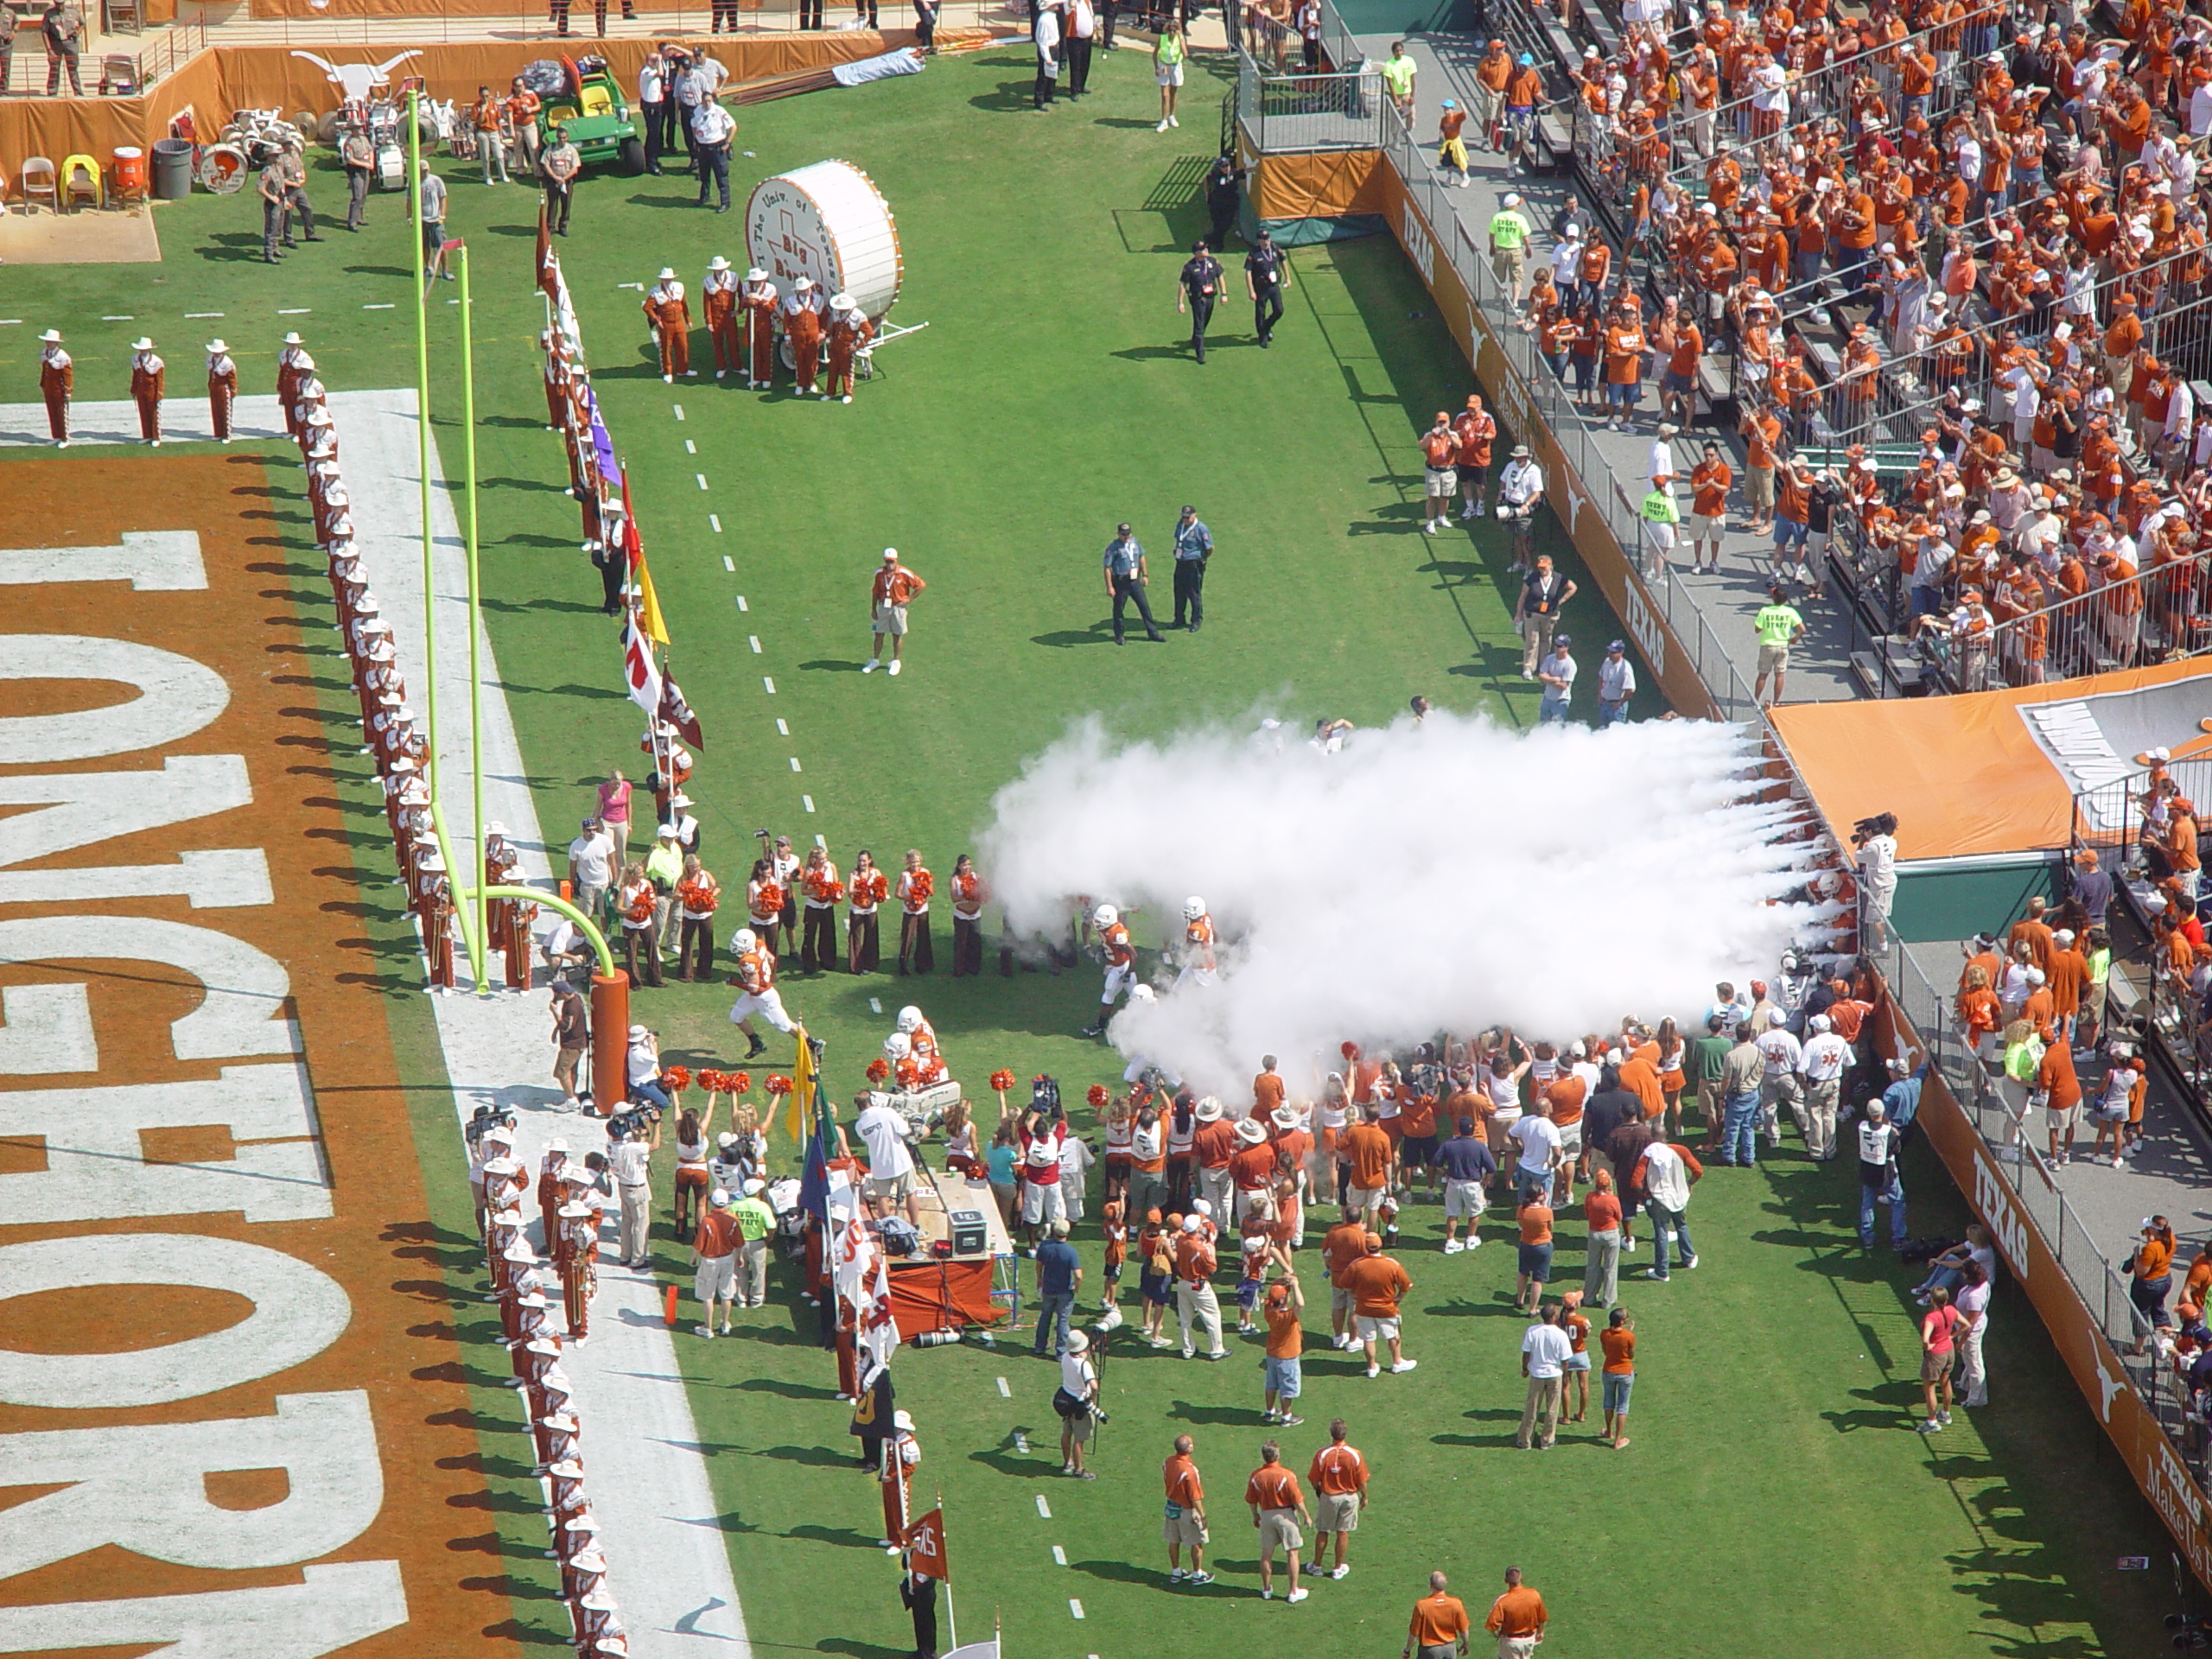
525,54,645,176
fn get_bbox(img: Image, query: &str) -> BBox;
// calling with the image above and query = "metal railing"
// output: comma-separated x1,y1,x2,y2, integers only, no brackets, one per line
1984,555,2212,688
1878,934,2201,1465
0,10,203,92
1235,47,1380,152
1381,92,1796,722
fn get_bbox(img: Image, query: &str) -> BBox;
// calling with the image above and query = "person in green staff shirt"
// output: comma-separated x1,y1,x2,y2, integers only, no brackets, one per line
1638,480,1681,580
1382,39,1416,124
1487,191,1532,302
1752,580,1804,707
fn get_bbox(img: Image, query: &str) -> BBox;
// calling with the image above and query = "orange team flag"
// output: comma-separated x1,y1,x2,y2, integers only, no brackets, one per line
620,474,671,645
906,1507,950,1580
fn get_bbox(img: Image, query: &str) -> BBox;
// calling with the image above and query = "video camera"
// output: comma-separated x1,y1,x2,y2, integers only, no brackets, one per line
1030,1076,1062,1120
465,1103,517,1155
607,1103,660,1141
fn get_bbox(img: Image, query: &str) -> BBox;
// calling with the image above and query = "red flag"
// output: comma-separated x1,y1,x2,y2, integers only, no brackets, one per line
658,665,706,752
536,201,556,300
620,619,662,717
905,1507,949,1580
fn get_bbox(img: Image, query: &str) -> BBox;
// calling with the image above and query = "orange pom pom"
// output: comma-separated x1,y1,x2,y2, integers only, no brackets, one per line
990,1068,1017,1092
730,1071,753,1095
866,1057,891,1083
1086,1084,1110,1108
766,1074,793,1096
664,1065,691,1092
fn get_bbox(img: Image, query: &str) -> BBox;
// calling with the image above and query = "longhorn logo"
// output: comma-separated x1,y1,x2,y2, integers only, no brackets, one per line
288,49,423,105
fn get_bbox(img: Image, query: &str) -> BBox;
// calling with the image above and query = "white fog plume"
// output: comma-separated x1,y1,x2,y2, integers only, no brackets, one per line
979,710,1829,1100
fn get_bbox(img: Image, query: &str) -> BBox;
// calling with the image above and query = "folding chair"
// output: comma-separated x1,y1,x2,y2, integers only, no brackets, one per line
105,0,143,30
18,156,57,213
99,53,140,92
60,152,102,210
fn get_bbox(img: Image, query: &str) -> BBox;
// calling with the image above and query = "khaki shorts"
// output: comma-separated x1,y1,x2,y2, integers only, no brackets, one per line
1257,1508,1304,1554
1330,1285,1354,1322
1064,1411,1094,1444
1920,1348,1953,1384
1355,1313,1401,1343
1692,512,1726,539
1745,465,1775,512
1757,644,1789,677
1425,466,1457,494
870,1170,915,1206
1164,1509,1208,1549
1318,1491,1360,1532
1444,1178,1486,1218
1348,1184,1385,1212
873,601,908,636
695,1251,738,1303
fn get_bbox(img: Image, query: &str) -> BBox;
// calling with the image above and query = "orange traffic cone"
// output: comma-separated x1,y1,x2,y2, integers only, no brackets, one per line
664,1284,679,1327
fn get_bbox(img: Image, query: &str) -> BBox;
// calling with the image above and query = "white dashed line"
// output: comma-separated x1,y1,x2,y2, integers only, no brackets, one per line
710,515,723,532
868,998,883,1014
0,319,20,325
364,302,395,310
735,595,747,611
100,315,134,321
619,282,645,290
995,1376,1011,1397
788,758,802,772
802,795,816,813
1052,1546,1068,1566
278,308,310,315
684,439,696,454
748,635,762,653
775,719,790,735
813,834,826,849
1070,1600,1085,1620
1035,1496,1052,1520
762,677,775,693
672,403,685,420
183,312,222,320
695,474,709,490
722,556,735,572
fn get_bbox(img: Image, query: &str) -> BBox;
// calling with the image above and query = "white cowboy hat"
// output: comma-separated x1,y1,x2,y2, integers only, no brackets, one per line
794,275,815,289
1235,1118,1267,1144
830,291,854,308
709,255,731,270
658,266,677,280
745,265,767,281
131,336,153,351
281,331,302,344
37,329,60,342
1194,1097,1223,1122
206,339,228,353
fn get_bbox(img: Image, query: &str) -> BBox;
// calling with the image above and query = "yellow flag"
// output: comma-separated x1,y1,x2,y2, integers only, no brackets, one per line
785,1030,813,1141
634,550,671,646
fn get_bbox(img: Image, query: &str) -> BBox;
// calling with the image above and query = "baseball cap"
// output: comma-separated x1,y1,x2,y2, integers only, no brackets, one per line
1606,639,1624,652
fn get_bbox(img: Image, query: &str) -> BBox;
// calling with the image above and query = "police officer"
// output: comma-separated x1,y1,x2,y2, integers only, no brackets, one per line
1169,504,1212,632
1176,239,1224,364
1101,522,1164,645
691,97,735,212
1205,152,1245,251
542,125,582,235
1245,227,1287,347
341,124,375,232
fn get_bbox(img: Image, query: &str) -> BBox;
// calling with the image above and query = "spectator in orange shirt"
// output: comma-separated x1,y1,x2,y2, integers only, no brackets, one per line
1244,1440,1313,1602
1343,1104,1394,1228
1341,1231,1415,1377
1306,1416,1368,1580
1161,1433,1211,1584
1688,441,1732,573
1599,1306,1636,1450
1485,1565,1548,1659
1260,1268,1306,1426
1403,1570,1471,1659
1514,1194,1553,1313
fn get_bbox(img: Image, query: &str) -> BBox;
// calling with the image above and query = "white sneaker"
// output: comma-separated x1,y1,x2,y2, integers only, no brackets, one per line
1331,1564,1350,1580
1442,1238,1464,1254
1366,1363,1381,1378
1389,1358,1418,1374
1465,1236,1484,1249
1169,1567,1187,1582
842,395,853,404
1168,114,1179,125
1287,1587,1309,1604
1424,522,1439,535
663,373,674,384
862,660,879,673
696,1324,714,1338
1157,118,1170,130
888,660,902,676
1262,1588,1274,1600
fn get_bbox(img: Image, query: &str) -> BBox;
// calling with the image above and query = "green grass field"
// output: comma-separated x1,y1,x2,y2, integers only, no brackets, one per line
0,41,2185,1657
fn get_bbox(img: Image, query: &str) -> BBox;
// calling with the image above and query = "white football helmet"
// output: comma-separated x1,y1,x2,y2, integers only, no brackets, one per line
1182,896,1206,921
1092,903,1118,929
733,927,758,951
1128,984,1158,1004
896,1005,924,1033
883,1033,912,1060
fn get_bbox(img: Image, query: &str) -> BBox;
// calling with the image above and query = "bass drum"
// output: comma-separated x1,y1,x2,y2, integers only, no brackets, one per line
196,143,249,194
743,159,903,323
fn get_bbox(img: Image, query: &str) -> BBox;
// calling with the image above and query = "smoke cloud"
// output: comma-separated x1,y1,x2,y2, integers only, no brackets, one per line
979,710,1828,1100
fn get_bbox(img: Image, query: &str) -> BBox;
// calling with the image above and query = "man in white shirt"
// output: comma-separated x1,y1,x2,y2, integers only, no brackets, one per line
1751,1007,1802,1151
1797,1014,1852,1161
1594,639,1636,727
568,817,615,922
607,1096,660,1269
1033,0,1061,110
855,1092,923,1223
1508,1106,1560,1205
1064,0,1096,96
691,98,736,212
1515,1304,1573,1449
639,52,671,175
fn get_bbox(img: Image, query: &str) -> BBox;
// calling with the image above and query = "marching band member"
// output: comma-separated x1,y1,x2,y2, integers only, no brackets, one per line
879,1411,920,1553
783,275,824,395
703,254,741,378
129,336,165,445
740,265,779,389
276,331,309,439
37,330,71,447
848,849,887,973
556,1197,600,1344
206,339,237,442
823,290,874,404
644,266,694,383
725,925,798,1058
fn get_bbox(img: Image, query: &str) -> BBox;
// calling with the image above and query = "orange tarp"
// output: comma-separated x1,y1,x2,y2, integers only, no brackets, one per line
1254,148,1383,221
1768,658,2212,860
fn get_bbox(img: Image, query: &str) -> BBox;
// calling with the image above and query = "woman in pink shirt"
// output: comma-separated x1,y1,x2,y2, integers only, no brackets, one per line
1917,1287,1959,1433
597,771,633,865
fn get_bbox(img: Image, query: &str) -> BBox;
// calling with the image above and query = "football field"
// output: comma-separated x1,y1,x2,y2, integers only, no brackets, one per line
0,40,2183,1659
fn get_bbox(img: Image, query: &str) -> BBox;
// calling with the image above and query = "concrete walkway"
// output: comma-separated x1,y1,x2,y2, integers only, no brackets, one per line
1359,29,1858,708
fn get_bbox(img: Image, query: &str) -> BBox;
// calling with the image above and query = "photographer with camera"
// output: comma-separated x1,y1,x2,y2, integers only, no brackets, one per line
1054,1327,1101,1478
1495,444,1546,577
1853,812,1899,954
855,1089,925,1227
1019,1082,1071,1243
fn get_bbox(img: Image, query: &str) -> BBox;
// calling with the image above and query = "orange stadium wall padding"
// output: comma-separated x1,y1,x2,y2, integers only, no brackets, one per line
1872,988,2212,1592
0,94,150,170
1372,153,1719,720
1252,148,1384,222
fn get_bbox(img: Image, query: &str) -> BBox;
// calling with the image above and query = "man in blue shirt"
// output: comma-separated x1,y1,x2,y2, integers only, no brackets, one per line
1170,504,1213,632
1881,1050,1929,1135
1436,1114,1497,1253
1102,522,1163,645
1033,1217,1084,1356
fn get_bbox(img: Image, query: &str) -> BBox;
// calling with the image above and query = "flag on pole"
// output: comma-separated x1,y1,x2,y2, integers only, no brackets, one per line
620,475,671,645
535,203,558,301
786,1028,816,1142
906,1508,950,1581
620,618,663,718
587,392,620,494
658,665,705,752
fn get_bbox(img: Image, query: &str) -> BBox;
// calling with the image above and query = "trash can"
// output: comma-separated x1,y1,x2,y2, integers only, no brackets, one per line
150,137,194,200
